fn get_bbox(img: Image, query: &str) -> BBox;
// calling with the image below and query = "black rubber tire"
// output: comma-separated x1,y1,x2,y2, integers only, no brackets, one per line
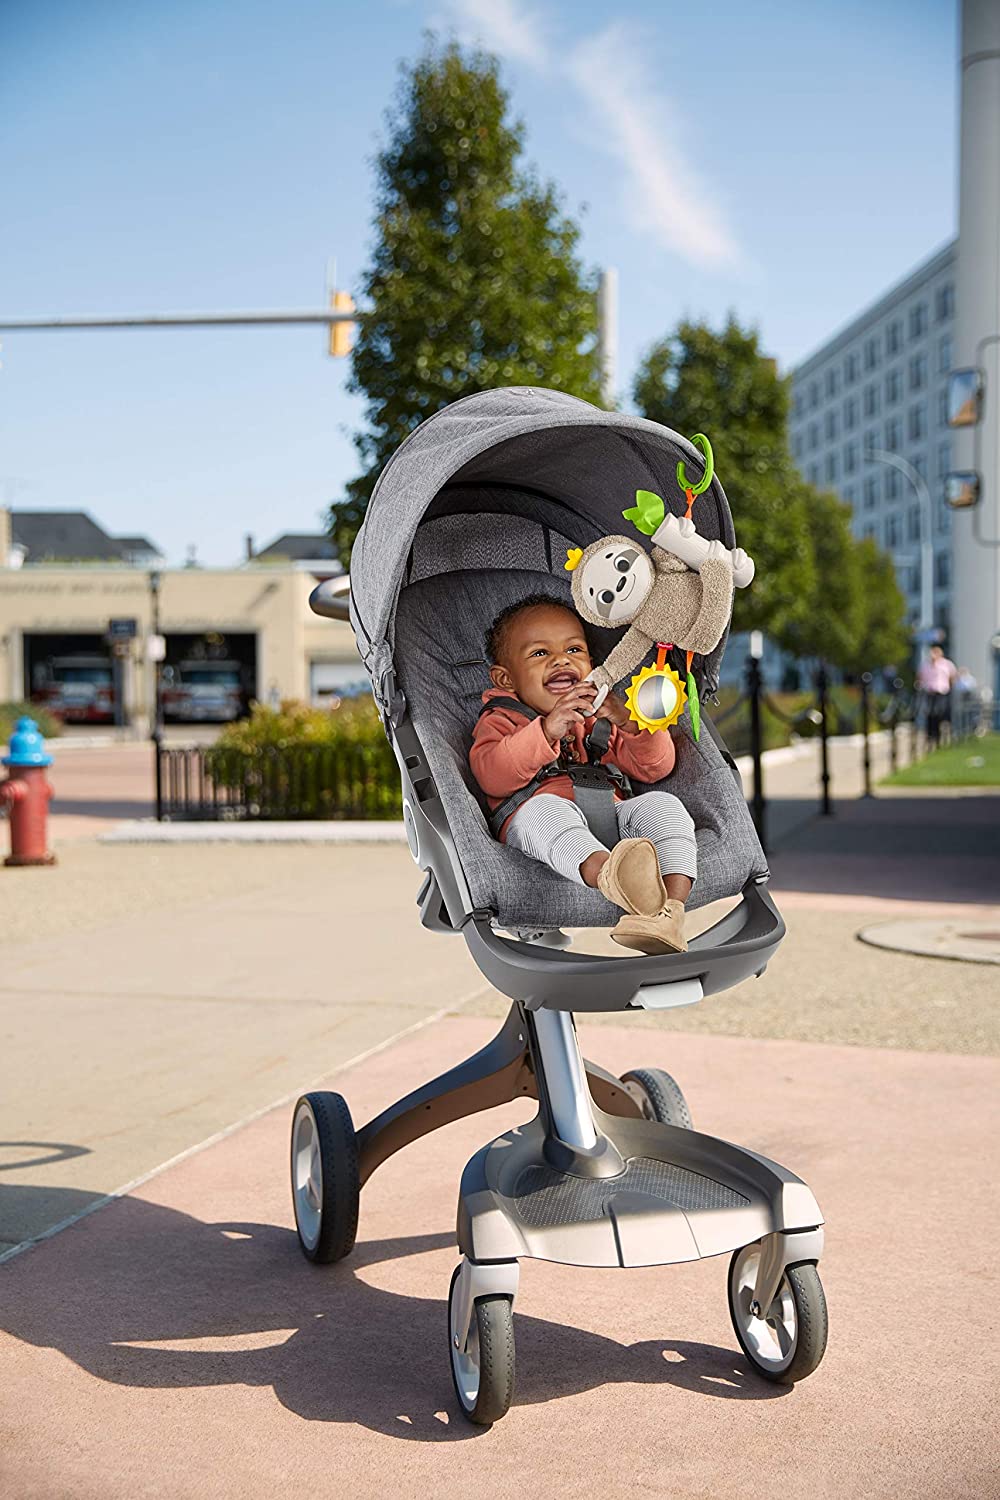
728,1254,829,1385
290,1091,360,1264
448,1264,516,1426
619,1067,693,1129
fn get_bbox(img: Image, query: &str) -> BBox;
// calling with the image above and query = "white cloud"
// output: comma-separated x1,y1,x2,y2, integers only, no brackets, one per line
566,24,739,269
437,0,549,67
430,5,740,270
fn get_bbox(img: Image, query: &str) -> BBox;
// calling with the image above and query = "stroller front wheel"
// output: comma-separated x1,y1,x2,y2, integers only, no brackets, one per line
290,1092,359,1263
727,1243,828,1383
448,1263,515,1425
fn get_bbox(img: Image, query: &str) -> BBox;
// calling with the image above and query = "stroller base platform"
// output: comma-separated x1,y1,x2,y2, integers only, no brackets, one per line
458,1109,823,1270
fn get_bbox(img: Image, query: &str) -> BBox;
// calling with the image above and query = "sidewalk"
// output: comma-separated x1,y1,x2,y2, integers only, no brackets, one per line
2,763,997,1496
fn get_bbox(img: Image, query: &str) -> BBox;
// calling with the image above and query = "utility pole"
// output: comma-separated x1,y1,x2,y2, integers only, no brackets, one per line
597,268,618,409
952,0,1000,696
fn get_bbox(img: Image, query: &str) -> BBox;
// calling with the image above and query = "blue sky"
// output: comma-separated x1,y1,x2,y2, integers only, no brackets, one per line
1,0,957,565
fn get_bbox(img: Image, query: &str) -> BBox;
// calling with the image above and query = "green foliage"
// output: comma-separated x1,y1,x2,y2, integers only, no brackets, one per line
633,316,909,673
851,537,910,674
633,317,816,645
0,702,62,745
330,40,601,565
206,698,400,819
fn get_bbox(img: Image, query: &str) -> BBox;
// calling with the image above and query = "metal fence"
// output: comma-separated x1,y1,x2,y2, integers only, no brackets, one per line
156,742,401,821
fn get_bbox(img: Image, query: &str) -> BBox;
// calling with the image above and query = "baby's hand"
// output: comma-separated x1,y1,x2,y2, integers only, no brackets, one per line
542,681,597,743
594,690,631,728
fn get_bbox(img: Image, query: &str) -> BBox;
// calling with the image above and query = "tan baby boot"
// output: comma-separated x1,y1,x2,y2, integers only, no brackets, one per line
597,838,667,917
609,898,688,956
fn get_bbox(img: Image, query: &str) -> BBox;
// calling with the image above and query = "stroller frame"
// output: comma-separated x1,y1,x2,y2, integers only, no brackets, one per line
291,390,828,1424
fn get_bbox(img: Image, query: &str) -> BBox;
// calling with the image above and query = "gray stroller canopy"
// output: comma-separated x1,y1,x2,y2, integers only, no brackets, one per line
347,386,764,928
349,386,737,704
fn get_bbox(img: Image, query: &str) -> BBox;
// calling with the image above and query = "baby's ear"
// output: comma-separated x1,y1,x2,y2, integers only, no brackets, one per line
489,663,511,690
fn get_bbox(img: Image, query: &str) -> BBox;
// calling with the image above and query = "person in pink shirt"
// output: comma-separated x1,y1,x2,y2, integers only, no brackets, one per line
915,644,956,747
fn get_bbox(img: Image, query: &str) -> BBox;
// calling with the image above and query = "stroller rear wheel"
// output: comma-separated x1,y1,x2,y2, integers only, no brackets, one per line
290,1092,359,1263
728,1242,828,1383
448,1263,515,1425
619,1067,693,1128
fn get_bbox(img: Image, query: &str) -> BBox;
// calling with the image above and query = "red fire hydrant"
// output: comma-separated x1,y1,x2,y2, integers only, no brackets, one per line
1,716,56,867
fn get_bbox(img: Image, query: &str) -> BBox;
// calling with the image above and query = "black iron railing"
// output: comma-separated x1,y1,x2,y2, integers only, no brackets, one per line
156,742,401,821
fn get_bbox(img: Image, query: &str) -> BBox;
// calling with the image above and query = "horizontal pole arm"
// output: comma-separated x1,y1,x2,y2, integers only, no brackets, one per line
0,309,361,332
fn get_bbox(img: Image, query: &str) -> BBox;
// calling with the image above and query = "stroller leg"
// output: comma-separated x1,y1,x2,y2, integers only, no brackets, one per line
356,1002,534,1185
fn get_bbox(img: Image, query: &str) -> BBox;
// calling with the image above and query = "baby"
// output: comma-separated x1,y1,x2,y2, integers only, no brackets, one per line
470,594,697,955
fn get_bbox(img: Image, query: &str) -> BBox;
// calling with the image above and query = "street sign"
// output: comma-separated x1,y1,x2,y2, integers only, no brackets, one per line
108,617,138,639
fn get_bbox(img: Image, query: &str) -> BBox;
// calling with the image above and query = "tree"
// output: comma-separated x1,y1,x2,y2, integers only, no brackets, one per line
850,537,910,673
778,485,863,668
632,317,816,646
330,41,601,565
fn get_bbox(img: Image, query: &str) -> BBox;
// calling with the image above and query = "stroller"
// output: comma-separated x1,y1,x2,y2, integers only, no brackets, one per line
292,387,828,1423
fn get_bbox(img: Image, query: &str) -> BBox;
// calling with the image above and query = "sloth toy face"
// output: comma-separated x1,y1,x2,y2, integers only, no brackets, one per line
572,536,655,626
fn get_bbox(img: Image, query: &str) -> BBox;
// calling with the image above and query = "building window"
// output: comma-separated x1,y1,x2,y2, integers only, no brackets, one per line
909,353,927,391
908,403,926,441
844,484,857,511
807,464,819,486
886,320,902,355
937,388,949,426
808,422,819,451
863,475,879,509
864,426,879,456
864,337,879,371
886,513,901,548
937,440,950,477
844,351,859,385
907,505,921,542
885,415,902,450
808,380,819,410
885,467,900,500
937,496,951,533
824,410,838,441
824,452,838,483
844,442,858,474
935,551,951,588
938,334,952,374
935,284,954,322
863,524,876,541
913,452,928,480
843,396,858,431
909,303,928,339
824,367,840,399
863,383,879,418
792,432,803,460
885,368,901,405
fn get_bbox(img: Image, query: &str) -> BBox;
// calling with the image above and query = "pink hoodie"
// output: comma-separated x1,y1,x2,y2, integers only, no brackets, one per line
470,685,676,841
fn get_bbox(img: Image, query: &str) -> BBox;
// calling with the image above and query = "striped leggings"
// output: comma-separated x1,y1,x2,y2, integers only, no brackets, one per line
506,791,697,887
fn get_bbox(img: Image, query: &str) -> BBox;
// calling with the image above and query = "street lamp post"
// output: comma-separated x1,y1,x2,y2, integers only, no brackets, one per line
865,446,935,661
148,570,163,821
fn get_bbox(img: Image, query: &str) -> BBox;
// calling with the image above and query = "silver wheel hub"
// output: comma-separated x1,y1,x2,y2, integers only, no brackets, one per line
732,1244,797,1373
292,1102,323,1251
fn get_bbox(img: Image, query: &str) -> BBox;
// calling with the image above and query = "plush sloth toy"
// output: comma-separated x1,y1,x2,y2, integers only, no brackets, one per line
566,510,755,696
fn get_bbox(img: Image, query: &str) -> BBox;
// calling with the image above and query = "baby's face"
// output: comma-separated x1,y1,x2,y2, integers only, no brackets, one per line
490,603,593,713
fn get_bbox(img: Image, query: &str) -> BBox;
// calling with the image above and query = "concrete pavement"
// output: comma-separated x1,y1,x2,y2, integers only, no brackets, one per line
2,740,998,1496
2,1018,997,1499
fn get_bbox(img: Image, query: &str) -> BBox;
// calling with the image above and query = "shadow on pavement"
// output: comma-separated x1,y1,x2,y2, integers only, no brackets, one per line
768,795,1000,905
1,1198,786,1440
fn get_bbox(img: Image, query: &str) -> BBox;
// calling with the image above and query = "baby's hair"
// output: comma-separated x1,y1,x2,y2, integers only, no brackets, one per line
485,593,578,664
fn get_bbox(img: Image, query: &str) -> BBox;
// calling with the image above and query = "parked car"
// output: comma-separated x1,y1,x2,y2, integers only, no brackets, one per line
161,660,245,722
33,654,115,723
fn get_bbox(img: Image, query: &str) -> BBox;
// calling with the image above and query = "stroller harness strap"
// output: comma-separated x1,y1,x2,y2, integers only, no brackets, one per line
477,697,630,848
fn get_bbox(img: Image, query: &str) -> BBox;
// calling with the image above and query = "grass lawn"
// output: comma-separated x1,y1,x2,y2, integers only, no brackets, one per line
881,733,1000,787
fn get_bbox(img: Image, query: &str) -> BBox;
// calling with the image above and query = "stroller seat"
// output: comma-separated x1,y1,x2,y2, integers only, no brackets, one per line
395,563,768,933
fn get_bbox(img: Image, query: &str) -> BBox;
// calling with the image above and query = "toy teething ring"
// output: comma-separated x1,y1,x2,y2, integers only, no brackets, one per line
676,433,714,499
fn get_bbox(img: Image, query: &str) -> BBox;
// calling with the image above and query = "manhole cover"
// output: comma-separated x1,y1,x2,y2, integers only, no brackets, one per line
857,920,1000,965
